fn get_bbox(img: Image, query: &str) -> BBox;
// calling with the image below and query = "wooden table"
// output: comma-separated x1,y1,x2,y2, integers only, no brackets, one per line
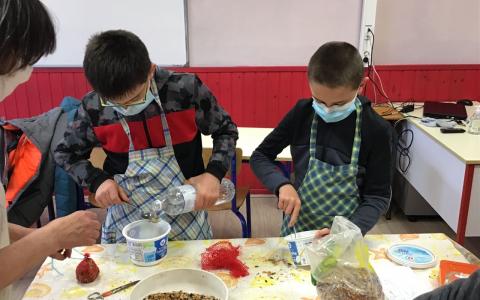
19,233,479,300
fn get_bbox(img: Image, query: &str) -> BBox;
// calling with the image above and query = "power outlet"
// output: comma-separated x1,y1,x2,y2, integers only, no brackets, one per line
359,0,378,66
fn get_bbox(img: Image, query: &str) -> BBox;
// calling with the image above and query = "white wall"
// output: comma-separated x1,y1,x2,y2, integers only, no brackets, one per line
187,0,480,66
187,0,362,66
374,0,480,64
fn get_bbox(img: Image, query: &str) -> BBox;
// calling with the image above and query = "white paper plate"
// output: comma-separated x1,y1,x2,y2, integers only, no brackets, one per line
130,268,229,300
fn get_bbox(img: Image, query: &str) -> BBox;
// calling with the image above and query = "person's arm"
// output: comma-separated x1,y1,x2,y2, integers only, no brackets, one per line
8,223,34,242
0,211,100,289
250,104,301,226
349,125,393,235
250,105,296,195
415,269,480,300
187,75,238,209
54,101,109,193
191,75,238,181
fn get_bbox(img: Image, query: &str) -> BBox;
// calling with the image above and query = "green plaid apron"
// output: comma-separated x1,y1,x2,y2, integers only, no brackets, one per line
101,81,212,243
281,99,362,236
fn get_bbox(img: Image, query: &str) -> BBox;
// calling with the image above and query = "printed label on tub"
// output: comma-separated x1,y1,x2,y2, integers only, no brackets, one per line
287,240,313,266
127,236,168,263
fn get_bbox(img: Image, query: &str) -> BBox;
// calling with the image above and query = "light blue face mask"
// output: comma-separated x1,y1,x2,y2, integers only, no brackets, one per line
111,89,156,116
312,96,357,123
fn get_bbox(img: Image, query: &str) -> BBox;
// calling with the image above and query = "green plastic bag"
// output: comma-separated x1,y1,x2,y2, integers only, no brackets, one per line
306,216,384,300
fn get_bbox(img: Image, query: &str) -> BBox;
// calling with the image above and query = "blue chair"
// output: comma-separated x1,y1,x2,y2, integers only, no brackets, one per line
204,148,252,238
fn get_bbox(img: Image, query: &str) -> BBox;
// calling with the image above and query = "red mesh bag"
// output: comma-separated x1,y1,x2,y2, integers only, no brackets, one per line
201,241,249,278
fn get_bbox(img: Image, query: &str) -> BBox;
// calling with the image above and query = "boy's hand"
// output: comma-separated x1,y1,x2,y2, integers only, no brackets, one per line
315,228,330,238
187,173,221,210
95,179,129,208
44,211,101,251
278,184,301,227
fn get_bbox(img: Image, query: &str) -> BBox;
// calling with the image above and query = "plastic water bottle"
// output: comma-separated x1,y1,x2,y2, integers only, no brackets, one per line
467,106,480,135
150,178,235,217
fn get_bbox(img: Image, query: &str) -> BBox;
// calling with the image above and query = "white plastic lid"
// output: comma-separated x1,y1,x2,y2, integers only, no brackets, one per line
387,244,437,269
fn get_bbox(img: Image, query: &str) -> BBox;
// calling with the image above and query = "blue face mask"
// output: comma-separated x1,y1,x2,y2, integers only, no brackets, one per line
312,96,357,123
112,89,156,116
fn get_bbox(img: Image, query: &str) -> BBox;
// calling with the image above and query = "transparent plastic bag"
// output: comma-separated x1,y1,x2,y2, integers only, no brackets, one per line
306,216,384,300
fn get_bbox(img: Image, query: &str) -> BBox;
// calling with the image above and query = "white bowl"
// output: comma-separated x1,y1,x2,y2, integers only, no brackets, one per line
284,230,317,266
130,268,229,300
122,219,171,266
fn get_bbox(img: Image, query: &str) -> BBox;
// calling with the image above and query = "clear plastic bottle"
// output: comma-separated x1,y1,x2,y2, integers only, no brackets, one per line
149,178,236,217
467,106,480,135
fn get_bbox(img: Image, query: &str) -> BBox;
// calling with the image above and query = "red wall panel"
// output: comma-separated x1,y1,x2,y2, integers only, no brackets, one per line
1,65,479,193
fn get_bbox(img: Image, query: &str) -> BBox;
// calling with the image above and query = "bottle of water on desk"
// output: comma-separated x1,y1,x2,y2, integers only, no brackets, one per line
467,106,480,135
150,178,235,217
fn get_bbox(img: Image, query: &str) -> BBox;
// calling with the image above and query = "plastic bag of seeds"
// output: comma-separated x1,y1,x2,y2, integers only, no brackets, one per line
306,216,384,300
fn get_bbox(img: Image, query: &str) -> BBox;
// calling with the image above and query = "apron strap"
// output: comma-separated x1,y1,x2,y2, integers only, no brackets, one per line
309,114,319,157
309,98,363,165
117,78,175,152
150,80,174,149
118,118,135,152
350,99,362,166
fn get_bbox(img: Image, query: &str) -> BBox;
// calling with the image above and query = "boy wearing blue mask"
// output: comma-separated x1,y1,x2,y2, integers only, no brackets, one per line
250,41,393,236
55,30,238,243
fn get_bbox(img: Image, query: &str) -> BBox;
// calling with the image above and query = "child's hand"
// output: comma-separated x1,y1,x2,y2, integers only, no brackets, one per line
315,228,330,238
187,173,220,210
278,184,301,227
95,179,129,207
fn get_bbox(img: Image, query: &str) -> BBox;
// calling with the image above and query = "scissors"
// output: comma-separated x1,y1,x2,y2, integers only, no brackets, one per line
87,280,140,299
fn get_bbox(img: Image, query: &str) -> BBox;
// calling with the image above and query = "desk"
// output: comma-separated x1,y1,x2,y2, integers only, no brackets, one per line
373,105,404,121
202,127,291,161
397,104,480,244
19,234,478,300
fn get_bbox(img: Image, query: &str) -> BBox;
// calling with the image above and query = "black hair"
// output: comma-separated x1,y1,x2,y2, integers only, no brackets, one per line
0,0,56,75
307,41,364,90
83,30,152,99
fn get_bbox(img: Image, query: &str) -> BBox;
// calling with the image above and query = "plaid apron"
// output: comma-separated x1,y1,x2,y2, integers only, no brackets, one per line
101,83,212,243
281,99,362,236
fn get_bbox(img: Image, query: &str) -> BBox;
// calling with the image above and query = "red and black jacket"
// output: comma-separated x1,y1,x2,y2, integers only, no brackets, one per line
54,68,238,193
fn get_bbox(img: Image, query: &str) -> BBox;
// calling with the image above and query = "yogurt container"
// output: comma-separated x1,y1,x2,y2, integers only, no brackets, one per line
122,219,171,266
285,230,317,266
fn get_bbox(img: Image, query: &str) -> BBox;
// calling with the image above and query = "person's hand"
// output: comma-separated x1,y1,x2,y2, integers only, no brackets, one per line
187,173,221,210
44,210,101,251
278,184,301,227
315,228,331,238
49,249,72,261
94,179,129,208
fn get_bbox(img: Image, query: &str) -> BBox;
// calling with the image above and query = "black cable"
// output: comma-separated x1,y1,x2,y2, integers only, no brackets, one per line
368,28,375,70
365,28,391,101
396,124,414,174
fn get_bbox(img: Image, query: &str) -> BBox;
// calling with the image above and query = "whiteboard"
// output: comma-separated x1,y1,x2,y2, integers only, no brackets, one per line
37,0,187,67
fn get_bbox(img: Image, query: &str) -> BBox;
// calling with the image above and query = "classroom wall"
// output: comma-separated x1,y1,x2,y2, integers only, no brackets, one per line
2,1,480,193
187,0,362,66
361,0,479,64
187,0,480,66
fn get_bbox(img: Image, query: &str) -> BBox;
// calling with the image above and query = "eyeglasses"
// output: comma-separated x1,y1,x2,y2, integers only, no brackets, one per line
99,81,150,108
